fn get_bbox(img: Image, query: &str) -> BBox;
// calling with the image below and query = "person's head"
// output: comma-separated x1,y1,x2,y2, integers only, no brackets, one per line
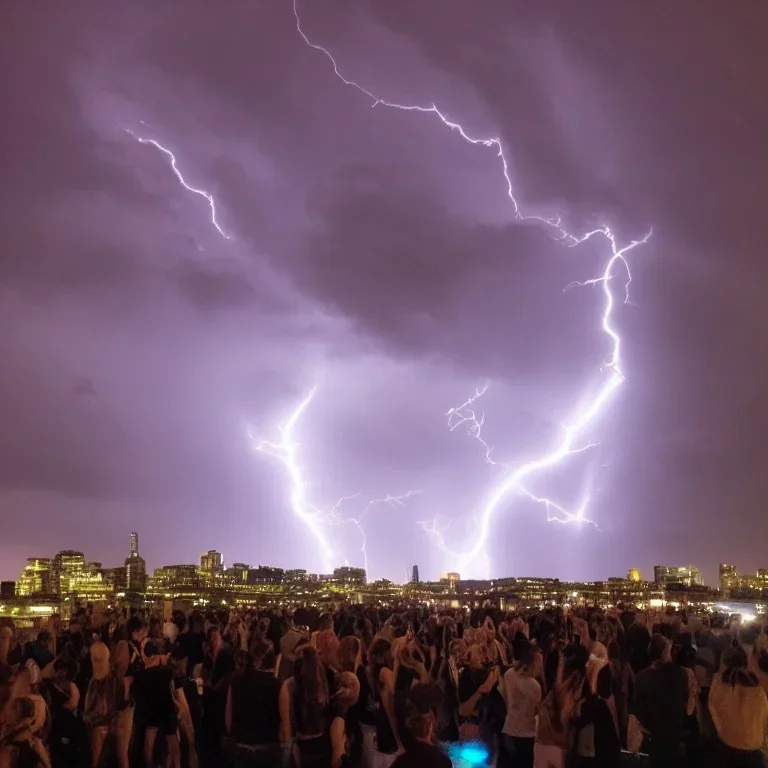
317,612,334,632
368,637,393,671
466,643,486,669
126,616,148,644
332,670,360,713
90,640,111,680
314,629,339,670
251,642,276,672
403,698,436,744
206,626,223,654
52,656,77,684
338,635,362,673
143,640,167,668
722,646,748,672
648,634,671,664
517,641,540,675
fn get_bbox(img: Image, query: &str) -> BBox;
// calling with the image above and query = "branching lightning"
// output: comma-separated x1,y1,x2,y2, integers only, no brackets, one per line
248,387,420,576
124,128,231,240
294,1,651,575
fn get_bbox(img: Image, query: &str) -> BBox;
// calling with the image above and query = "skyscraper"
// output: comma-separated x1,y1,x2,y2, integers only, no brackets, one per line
411,565,420,584
52,551,85,595
125,531,146,592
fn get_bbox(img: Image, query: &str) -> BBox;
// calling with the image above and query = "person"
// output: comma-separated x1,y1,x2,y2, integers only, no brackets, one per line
330,671,361,768
393,643,429,752
225,642,283,767
458,643,499,743
390,699,451,768
0,695,51,768
572,659,621,768
280,644,330,767
632,634,688,767
136,641,181,768
200,626,234,763
534,652,580,768
367,638,400,766
500,640,541,768
43,657,86,768
83,641,126,768
709,646,768,768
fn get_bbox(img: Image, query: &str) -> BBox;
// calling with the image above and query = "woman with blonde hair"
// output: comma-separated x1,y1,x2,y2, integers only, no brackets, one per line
709,646,768,767
83,641,126,768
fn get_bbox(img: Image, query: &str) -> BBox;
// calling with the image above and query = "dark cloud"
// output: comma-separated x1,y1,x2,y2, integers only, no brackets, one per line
1,1,766,583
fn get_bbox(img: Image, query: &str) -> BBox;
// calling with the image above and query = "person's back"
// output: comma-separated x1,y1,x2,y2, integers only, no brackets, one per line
230,669,281,745
709,647,768,757
633,635,688,762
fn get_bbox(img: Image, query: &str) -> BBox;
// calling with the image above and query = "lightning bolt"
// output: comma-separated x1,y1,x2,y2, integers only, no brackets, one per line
248,386,420,577
294,2,651,576
124,127,231,240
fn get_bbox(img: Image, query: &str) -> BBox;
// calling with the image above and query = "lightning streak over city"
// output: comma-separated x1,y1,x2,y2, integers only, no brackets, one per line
124,128,231,240
294,1,652,575
248,387,420,576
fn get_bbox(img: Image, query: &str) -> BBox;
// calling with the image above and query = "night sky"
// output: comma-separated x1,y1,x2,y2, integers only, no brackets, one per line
2,2,767,585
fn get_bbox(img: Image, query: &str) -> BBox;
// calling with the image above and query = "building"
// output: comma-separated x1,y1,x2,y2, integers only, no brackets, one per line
200,550,223,578
16,558,52,596
247,566,284,586
0,582,15,599
411,565,420,584
653,565,703,587
125,532,146,593
226,563,250,584
332,567,367,586
102,567,127,593
439,572,460,593
719,563,739,594
53,551,87,595
52,550,85,595
627,568,641,582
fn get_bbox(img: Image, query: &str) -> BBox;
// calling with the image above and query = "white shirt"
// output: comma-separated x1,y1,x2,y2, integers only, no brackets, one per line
502,668,541,738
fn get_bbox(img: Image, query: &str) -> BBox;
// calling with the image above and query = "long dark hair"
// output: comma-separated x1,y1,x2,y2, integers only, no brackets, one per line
294,645,328,735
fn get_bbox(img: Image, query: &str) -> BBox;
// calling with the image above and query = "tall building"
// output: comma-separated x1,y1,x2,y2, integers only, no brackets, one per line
411,565,420,584
124,531,146,593
653,565,703,587
719,563,739,593
16,558,52,596
627,568,641,582
200,550,223,577
52,551,85,595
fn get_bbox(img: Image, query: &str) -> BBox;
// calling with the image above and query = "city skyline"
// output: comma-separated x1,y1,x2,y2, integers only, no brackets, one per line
2,3,767,583
8,530,768,591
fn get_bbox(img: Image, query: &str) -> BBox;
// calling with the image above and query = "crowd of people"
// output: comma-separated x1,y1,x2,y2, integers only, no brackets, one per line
1,602,768,768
